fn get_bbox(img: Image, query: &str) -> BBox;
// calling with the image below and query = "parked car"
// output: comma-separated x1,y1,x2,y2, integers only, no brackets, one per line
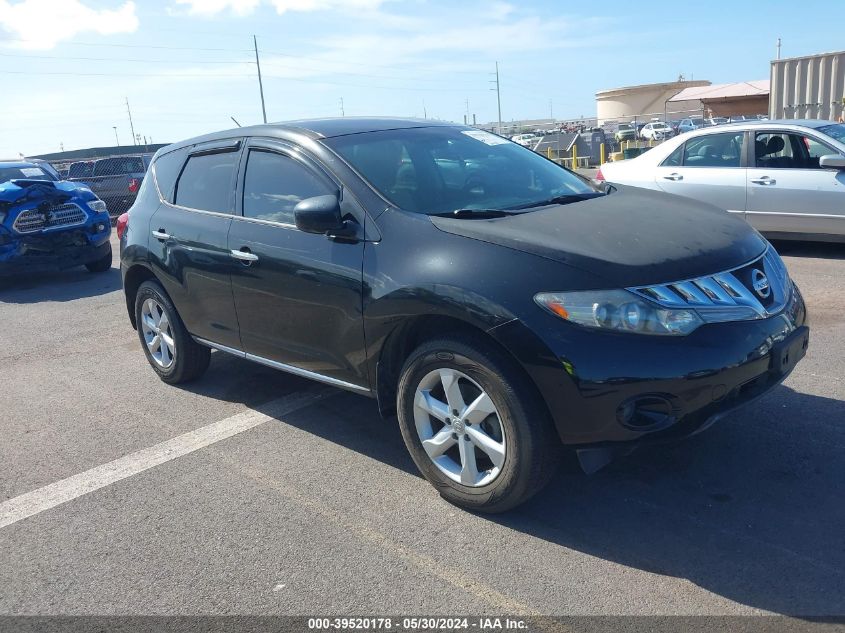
0,161,112,274
120,118,808,511
510,133,539,147
640,122,675,141
706,117,730,126
614,123,637,142
677,117,707,134
596,119,845,241
68,154,152,219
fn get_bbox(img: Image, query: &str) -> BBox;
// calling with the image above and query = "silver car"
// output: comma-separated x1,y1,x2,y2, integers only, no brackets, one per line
598,119,845,241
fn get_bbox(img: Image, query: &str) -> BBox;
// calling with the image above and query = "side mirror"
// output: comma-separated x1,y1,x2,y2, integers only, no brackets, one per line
819,154,845,170
294,194,343,235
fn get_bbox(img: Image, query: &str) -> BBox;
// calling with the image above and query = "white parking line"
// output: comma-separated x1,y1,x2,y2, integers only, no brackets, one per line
0,390,328,530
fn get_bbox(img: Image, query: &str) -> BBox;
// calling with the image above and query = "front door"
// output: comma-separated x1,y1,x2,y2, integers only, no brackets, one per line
746,130,845,238
228,140,368,389
653,130,747,218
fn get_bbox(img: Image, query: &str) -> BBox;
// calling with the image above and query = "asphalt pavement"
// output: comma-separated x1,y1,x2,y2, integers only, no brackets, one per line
0,234,843,619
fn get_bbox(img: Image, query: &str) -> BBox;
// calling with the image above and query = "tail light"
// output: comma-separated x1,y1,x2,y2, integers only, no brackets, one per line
595,167,605,182
128,178,139,193
116,212,129,240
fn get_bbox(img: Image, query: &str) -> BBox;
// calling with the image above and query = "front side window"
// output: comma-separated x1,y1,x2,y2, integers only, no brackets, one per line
174,150,238,213
757,132,837,169
325,126,598,214
242,150,335,224
682,132,743,167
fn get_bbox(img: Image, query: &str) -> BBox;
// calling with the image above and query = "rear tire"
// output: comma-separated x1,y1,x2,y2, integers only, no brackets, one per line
134,280,210,384
85,244,112,273
396,334,560,513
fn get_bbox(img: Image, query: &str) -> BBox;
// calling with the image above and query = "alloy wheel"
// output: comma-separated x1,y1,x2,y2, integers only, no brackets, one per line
412,368,506,487
140,298,176,369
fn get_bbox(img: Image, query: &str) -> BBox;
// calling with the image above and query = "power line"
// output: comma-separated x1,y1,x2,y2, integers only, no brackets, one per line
0,51,254,65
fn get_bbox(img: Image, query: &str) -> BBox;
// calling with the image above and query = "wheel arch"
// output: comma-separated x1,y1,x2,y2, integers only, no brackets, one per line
123,263,158,329
372,312,553,429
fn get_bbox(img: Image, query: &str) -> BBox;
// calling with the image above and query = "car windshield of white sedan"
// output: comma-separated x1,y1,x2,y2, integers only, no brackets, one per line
326,126,600,215
818,123,845,144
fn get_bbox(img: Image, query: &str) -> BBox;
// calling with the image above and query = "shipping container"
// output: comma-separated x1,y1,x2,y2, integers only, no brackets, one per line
770,50,845,121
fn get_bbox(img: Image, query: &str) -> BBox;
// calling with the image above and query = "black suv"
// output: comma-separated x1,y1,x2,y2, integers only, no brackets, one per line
120,118,808,512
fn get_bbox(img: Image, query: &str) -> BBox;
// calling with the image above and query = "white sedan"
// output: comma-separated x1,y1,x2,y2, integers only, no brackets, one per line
597,119,845,241
639,121,675,141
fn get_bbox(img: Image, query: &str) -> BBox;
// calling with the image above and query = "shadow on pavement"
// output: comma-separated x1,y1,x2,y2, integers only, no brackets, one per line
0,266,121,303
178,351,844,615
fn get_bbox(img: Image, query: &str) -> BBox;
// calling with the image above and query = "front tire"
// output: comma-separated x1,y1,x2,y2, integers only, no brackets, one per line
134,280,210,384
396,334,560,513
85,243,112,273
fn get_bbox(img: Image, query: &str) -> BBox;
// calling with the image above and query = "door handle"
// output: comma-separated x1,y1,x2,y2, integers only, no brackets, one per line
751,176,776,185
230,248,259,264
151,229,170,240
663,173,683,181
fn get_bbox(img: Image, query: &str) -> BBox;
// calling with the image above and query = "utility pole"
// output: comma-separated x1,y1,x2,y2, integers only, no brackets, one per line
490,62,502,134
125,97,136,146
254,35,267,124
549,99,553,120
340,97,345,116
113,126,119,146
776,37,782,60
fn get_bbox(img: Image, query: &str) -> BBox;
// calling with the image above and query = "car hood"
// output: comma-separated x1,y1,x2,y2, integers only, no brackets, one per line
429,186,768,288
0,179,94,211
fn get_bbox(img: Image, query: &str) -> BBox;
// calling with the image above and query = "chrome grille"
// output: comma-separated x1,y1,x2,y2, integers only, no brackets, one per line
628,248,792,323
12,203,88,234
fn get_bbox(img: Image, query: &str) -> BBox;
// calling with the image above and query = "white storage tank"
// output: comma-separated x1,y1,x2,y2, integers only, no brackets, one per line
770,50,845,121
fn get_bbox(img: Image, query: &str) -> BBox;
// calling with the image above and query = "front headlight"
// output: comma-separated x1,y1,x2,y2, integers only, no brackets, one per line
88,199,108,214
535,290,703,336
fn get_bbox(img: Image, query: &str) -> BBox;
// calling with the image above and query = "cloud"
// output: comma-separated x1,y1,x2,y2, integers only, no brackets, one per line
0,0,138,49
173,0,387,16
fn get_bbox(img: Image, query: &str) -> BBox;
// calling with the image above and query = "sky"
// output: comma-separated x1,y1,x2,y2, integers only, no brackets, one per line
1,0,844,157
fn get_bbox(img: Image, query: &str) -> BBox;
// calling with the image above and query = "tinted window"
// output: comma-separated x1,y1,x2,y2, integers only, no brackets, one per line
682,132,743,167
174,151,237,213
68,162,94,178
326,126,597,214
93,157,145,177
242,150,335,224
152,148,188,203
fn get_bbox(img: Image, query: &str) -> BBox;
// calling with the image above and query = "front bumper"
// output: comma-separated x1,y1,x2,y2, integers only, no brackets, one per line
492,284,808,447
0,225,111,275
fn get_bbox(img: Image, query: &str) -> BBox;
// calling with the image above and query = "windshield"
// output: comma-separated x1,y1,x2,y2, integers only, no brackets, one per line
0,165,57,183
325,126,599,215
818,123,845,145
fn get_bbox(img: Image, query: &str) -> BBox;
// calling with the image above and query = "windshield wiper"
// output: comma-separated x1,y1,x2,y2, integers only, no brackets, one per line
430,208,518,218
510,192,606,210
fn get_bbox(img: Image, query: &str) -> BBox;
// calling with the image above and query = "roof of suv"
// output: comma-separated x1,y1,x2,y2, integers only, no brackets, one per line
160,117,460,155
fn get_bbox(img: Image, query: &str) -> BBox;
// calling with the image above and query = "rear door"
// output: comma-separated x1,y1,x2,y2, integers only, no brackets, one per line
746,130,845,238
228,138,368,389
653,130,747,218
148,139,243,349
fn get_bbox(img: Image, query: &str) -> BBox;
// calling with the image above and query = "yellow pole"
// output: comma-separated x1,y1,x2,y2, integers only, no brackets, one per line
547,146,552,160
600,142,605,165
572,144,577,170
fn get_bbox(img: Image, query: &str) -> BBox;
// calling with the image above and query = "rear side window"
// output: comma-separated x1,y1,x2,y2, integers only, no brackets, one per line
93,157,145,177
174,151,238,213
682,132,743,167
152,148,188,203
68,162,94,178
661,144,684,167
242,150,335,224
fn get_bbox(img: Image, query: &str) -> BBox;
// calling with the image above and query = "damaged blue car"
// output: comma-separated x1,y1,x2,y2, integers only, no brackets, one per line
0,161,112,275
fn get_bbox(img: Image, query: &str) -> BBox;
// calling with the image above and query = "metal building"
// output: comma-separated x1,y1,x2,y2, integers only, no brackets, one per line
770,50,845,121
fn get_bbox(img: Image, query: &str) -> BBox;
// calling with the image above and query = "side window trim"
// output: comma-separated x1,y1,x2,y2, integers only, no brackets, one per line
171,139,244,215
235,139,340,229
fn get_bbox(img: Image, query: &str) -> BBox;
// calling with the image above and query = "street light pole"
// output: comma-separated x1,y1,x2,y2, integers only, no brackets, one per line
113,126,119,146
